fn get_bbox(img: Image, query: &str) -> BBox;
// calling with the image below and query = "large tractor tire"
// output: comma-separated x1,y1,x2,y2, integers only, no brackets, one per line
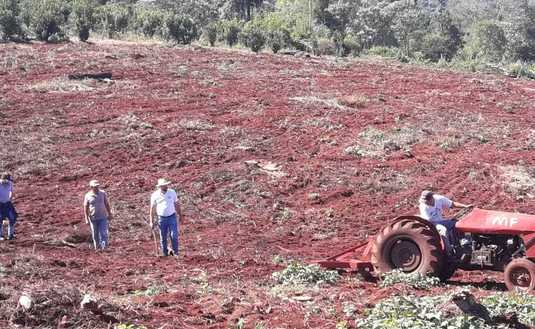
371,218,444,277
504,258,535,293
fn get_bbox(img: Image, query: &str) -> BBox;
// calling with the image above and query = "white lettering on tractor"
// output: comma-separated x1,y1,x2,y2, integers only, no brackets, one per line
489,216,518,227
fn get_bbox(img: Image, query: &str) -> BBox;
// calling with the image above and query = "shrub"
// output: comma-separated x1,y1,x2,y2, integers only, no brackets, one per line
132,6,167,38
240,22,265,53
266,28,290,53
466,20,507,63
94,4,131,38
506,62,535,79
0,0,22,40
342,33,362,56
203,21,218,46
165,14,198,45
71,0,96,42
380,269,441,290
421,32,458,62
272,261,340,285
219,19,241,47
29,0,70,42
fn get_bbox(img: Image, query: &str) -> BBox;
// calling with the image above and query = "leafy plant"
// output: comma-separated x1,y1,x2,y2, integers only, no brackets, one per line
71,0,96,42
272,261,340,286
0,0,22,40
166,14,198,45
219,18,241,47
132,6,167,38
28,0,70,42
203,21,218,46
358,291,535,329
94,3,130,38
380,269,441,290
240,22,265,53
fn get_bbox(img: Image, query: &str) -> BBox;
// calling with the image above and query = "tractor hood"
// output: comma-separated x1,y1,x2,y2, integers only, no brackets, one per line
456,208,535,235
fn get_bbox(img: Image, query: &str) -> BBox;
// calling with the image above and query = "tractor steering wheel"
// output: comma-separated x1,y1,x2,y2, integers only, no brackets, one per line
452,205,475,221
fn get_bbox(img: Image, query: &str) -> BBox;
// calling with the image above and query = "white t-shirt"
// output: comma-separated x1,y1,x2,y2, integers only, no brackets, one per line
150,189,178,217
419,194,453,222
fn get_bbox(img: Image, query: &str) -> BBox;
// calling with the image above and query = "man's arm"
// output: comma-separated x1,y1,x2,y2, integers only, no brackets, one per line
149,203,156,229
83,198,90,224
452,201,472,208
175,191,183,221
104,193,113,221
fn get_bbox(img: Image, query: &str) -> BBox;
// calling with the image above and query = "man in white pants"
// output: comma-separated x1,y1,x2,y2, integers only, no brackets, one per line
419,190,472,254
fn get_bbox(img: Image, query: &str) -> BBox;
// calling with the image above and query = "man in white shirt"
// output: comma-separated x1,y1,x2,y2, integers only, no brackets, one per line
419,190,472,253
149,178,182,257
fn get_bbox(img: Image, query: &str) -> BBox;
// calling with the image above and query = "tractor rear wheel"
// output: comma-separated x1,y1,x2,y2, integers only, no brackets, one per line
504,258,535,293
371,219,444,277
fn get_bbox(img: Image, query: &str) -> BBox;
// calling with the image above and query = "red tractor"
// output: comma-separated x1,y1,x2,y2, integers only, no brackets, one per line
318,208,535,292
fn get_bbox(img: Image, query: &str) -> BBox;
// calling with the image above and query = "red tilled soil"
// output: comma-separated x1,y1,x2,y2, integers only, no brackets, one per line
0,40,534,328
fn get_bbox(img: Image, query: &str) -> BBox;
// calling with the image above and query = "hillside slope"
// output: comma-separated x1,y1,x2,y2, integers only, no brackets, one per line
0,41,534,328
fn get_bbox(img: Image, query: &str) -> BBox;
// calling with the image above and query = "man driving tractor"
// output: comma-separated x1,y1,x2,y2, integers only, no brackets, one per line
419,190,472,254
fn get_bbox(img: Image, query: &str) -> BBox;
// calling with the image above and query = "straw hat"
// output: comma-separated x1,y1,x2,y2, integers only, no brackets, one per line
156,178,172,187
89,180,100,187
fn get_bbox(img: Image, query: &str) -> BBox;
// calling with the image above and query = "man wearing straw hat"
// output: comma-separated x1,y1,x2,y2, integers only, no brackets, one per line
83,180,113,250
149,178,182,257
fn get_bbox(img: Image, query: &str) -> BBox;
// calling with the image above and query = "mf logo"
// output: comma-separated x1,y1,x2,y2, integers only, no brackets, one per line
486,216,519,227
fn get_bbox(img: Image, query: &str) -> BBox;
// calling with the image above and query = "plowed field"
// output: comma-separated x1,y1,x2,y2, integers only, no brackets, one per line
1,40,534,328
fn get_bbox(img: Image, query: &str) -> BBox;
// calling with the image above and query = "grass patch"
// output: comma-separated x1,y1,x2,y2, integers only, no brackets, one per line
500,165,535,199
337,94,369,109
345,126,424,158
380,269,441,290
290,95,353,112
178,118,215,131
28,77,108,93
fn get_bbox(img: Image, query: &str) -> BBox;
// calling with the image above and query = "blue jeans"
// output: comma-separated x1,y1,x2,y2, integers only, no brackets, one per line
90,217,109,250
158,213,179,256
0,201,17,239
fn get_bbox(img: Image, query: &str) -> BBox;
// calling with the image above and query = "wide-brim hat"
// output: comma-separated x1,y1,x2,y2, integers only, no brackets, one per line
156,178,172,187
89,180,100,187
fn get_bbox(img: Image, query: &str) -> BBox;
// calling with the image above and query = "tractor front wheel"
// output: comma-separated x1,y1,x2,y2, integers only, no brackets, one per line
504,258,535,293
371,219,444,277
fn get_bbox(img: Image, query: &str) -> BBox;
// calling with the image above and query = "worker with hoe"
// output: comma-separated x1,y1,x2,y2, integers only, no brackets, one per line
419,190,472,254
0,172,18,241
83,180,113,250
149,178,182,257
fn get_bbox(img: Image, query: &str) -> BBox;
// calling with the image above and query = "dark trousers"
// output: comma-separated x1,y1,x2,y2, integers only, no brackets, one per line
0,201,17,239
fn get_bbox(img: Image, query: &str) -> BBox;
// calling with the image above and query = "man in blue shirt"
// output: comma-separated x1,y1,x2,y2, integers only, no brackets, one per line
0,172,17,241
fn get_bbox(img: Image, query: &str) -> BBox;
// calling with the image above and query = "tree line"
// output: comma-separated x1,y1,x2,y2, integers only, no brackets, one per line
1,0,534,77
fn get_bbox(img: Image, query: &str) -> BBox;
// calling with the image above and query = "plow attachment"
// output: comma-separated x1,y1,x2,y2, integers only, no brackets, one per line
316,239,374,276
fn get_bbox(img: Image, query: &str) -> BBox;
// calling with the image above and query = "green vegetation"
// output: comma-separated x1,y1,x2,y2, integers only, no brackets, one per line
272,261,340,285
358,291,535,329
380,269,441,290
2,0,535,76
